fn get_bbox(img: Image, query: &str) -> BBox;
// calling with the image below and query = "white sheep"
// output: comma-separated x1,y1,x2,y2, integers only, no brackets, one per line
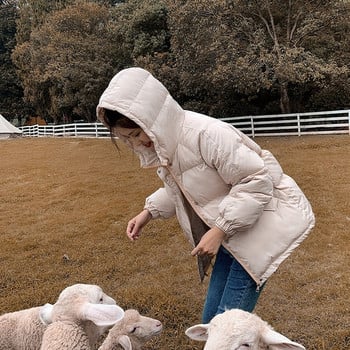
99,309,163,350
0,304,52,350
0,283,118,350
39,283,125,350
41,307,162,350
185,309,306,350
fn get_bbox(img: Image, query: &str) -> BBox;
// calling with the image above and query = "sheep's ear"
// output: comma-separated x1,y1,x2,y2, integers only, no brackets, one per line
185,324,209,341
261,328,305,349
81,303,124,327
39,303,54,325
118,335,132,350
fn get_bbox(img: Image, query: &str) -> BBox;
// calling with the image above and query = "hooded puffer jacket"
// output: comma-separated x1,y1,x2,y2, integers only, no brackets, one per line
97,67,315,287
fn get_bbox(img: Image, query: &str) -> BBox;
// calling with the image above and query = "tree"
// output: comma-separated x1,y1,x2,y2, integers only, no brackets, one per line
0,0,28,122
109,0,177,100
15,0,73,44
110,0,170,60
168,0,350,115
10,0,350,122
12,1,130,123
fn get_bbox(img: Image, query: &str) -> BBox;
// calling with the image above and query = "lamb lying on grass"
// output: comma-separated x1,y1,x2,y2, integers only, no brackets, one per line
99,309,163,350
39,283,125,350
0,304,52,350
185,309,305,350
41,306,162,350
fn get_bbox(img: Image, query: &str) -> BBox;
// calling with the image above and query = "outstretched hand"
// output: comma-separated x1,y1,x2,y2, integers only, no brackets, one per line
126,209,152,241
191,227,226,257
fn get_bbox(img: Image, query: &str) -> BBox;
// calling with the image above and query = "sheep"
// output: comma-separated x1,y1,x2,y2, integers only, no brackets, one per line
185,308,305,350
0,304,52,350
40,307,162,350
39,283,125,350
41,283,121,346
99,309,163,350
0,283,120,350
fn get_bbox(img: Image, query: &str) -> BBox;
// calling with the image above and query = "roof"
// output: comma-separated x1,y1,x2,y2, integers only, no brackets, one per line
0,114,22,138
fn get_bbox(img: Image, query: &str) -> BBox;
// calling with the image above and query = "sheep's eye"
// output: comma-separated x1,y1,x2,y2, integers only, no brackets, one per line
130,326,138,333
99,297,103,303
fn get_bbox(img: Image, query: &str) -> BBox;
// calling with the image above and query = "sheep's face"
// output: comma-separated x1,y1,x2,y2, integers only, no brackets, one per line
186,309,305,350
124,310,163,340
58,284,116,306
202,311,262,350
43,284,119,324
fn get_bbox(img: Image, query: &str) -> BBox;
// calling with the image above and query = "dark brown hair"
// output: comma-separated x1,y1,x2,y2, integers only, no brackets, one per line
103,109,139,129
103,109,140,150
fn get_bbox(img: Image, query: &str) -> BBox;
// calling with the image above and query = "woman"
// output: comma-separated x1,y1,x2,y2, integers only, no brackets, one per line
96,67,315,323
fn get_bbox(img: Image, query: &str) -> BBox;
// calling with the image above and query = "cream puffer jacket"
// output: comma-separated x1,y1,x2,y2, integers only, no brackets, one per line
97,67,315,287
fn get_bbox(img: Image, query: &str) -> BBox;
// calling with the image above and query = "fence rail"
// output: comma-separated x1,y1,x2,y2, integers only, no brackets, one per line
19,109,350,138
221,109,350,137
19,123,110,138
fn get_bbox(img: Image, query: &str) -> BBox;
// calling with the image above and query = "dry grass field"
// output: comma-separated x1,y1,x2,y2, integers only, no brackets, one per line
0,135,349,349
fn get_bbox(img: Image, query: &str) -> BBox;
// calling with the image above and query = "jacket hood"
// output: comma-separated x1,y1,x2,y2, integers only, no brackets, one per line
97,67,185,167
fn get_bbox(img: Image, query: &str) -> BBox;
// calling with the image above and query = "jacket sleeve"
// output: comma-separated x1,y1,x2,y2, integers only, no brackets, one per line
144,187,176,219
199,125,274,236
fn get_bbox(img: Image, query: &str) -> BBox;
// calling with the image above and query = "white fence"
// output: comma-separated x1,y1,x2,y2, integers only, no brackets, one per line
221,109,350,137
19,122,110,138
19,109,350,138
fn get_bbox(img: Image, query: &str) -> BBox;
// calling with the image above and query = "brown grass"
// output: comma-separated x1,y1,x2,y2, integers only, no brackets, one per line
0,135,349,349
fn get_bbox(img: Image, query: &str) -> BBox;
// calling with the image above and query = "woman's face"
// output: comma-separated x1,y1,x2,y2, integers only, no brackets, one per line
115,127,154,150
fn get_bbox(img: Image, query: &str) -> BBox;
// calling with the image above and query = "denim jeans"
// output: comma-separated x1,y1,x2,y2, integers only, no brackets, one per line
202,246,263,323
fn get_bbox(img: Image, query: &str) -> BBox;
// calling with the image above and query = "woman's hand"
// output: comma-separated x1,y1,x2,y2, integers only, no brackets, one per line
191,227,226,257
126,209,152,241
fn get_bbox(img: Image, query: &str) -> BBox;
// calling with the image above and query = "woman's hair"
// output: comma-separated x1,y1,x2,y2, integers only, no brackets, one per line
103,108,140,150
103,109,139,129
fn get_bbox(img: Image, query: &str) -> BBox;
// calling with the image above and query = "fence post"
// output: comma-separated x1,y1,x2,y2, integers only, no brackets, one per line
297,114,301,136
250,116,255,138
348,110,350,135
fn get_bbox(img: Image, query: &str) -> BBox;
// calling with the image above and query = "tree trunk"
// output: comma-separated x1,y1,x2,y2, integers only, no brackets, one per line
279,82,291,113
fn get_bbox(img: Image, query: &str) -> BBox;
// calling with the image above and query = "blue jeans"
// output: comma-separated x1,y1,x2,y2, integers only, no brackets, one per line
202,246,263,323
